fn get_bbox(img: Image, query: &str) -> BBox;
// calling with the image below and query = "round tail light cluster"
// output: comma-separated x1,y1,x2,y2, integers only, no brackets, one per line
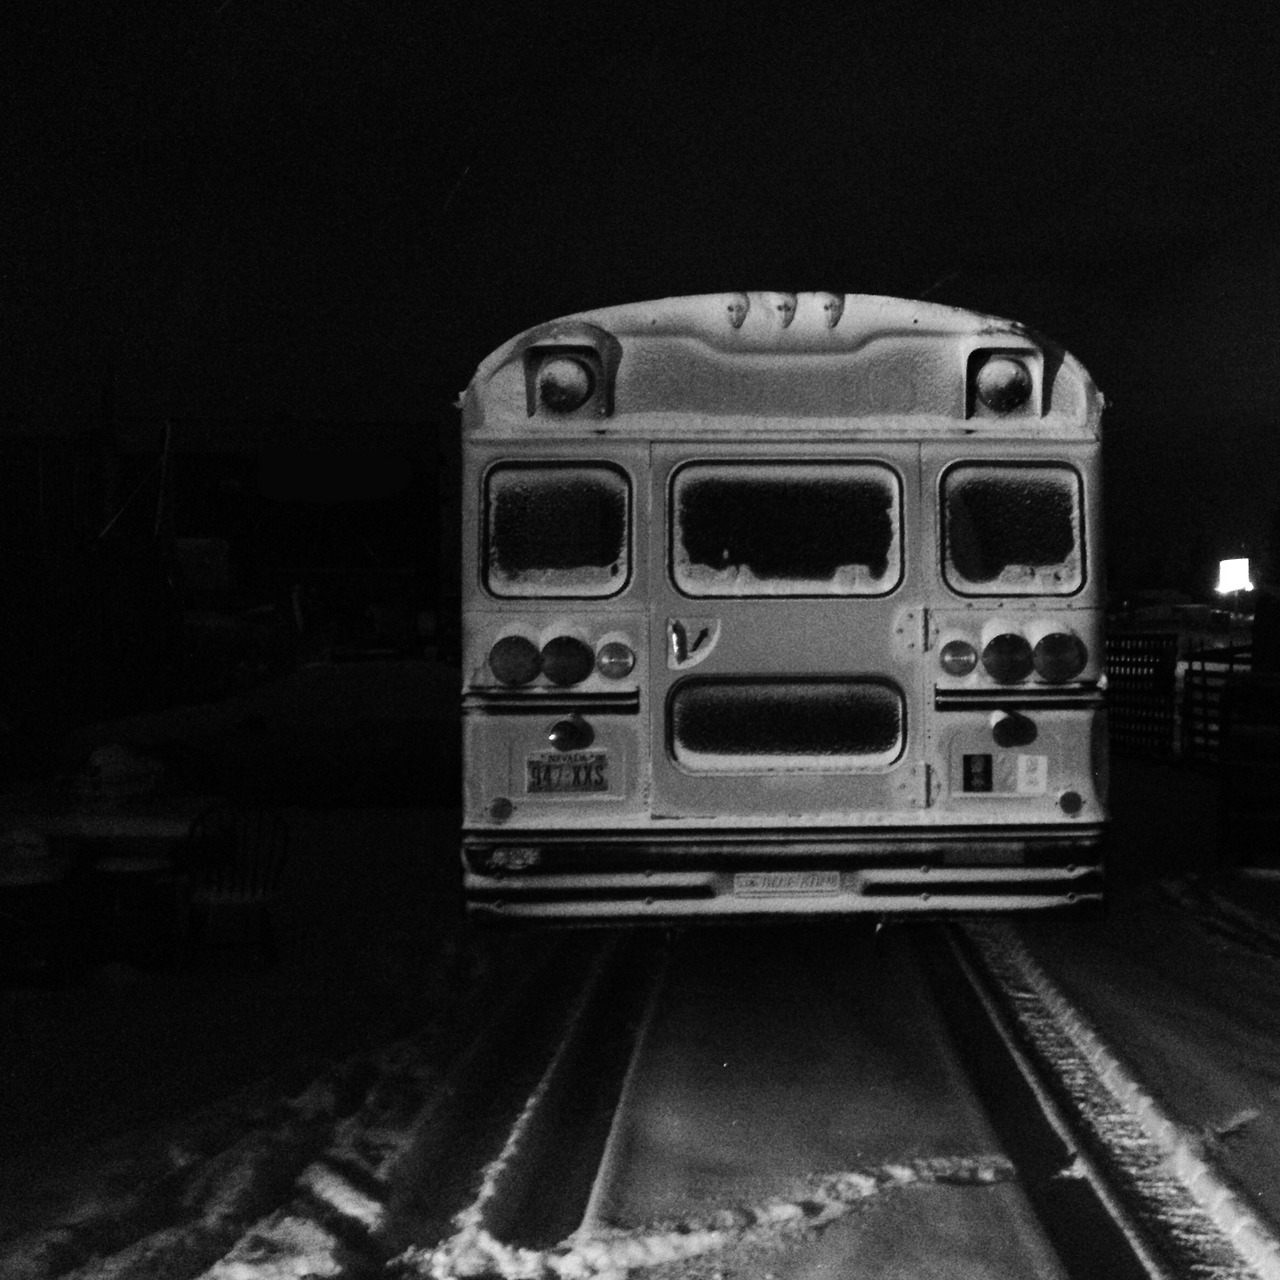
488,635,541,686
940,630,1088,685
489,635,636,687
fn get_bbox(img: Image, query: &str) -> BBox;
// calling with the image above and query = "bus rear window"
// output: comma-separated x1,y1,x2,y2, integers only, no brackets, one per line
672,463,901,596
671,678,905,772
943,464,1083,595
485,464,629,598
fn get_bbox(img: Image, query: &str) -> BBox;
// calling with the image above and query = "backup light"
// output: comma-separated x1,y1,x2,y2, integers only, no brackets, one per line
489,635,541,686
541,635,595,686
982,633,1034,684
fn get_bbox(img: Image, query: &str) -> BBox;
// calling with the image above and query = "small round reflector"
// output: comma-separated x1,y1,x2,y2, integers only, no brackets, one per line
536,356,595,412
489,635,541,686
541,635,594,686
596,640,636,679
1059,790,1084,816
975,356,1032,412
982,633,1034,684
1033,632,1088,683
939,639,978,676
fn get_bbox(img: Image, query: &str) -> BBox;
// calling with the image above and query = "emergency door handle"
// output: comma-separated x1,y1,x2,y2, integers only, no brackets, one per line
668,618,718,668
670,620,689,663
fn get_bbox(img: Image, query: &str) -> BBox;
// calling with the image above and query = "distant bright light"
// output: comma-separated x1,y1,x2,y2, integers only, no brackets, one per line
1216,558,1254,593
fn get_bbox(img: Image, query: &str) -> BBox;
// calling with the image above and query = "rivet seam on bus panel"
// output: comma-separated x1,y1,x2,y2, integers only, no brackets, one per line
726,292,750,329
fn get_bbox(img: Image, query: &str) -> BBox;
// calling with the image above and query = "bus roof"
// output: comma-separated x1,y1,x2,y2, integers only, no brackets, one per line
464,292,1102,438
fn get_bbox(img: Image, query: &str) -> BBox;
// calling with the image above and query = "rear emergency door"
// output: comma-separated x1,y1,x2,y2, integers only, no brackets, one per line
649,443,928,823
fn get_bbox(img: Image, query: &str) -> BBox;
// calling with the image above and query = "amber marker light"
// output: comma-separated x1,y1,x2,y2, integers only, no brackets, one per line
596,640,636,679
939,639,979,676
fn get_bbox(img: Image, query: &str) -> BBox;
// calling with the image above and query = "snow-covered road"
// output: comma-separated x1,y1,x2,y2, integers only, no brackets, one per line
10,836,1280,1277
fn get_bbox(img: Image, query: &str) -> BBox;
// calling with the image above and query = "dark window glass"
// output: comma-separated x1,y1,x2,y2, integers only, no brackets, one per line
486,464,628,597
671,679,905,772
672,463,900,596
943,465,1083,595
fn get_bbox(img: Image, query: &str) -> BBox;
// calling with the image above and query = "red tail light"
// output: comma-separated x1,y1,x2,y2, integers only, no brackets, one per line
982,633,1034,684
1033,632,1087,683
541,635,594,686
489,635,541,686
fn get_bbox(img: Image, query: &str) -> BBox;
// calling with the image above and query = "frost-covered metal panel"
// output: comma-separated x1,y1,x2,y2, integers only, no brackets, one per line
462,293,1104,441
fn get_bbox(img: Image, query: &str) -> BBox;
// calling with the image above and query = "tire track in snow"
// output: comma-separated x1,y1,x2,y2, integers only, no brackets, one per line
1,936,558,1280
964,919,1280,1280
400,1156,1015,1280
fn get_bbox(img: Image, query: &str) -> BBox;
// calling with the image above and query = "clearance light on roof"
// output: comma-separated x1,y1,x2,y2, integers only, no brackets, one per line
523,331,620,418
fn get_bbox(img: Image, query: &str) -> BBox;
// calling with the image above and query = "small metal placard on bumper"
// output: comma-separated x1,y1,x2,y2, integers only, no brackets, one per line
526,750,609,794
733,870,842,896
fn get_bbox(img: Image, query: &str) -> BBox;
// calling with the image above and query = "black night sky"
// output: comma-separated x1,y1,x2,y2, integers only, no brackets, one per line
9,3,1280,589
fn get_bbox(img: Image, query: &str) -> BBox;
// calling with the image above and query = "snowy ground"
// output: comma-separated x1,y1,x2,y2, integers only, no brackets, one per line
4,668,1275,1278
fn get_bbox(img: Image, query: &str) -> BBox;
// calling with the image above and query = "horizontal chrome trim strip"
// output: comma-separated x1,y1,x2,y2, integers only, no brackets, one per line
464,691,641,716
467,895,1102,920
934,688,1105,712
464,824,1106,848
468,865,1101,892
465,863,1103,919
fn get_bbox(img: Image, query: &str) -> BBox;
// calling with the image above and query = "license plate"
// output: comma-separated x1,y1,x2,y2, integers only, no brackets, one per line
526,750,609,794
734,870,841,896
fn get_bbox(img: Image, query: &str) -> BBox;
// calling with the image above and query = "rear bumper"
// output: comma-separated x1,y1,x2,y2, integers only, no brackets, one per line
462,825,1106,921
